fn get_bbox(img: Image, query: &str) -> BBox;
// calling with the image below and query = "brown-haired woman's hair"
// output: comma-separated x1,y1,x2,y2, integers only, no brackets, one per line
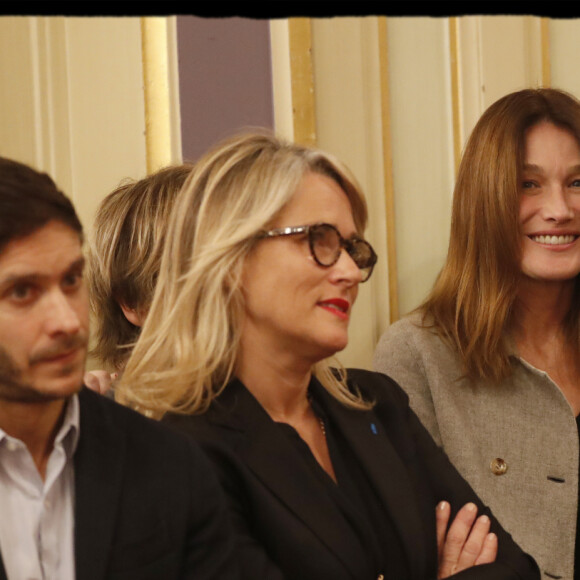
88,164,194,370
118,130,370,416
422,87,580,381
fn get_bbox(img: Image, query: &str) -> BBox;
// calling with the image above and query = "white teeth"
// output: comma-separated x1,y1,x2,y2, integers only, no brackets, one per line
530,234,576,245
322,302,346,312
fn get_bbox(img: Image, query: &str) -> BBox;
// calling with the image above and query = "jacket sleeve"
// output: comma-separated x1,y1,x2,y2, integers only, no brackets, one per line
373,317,443,446
206,447,286,580
367,371,539,580
181,438,241,579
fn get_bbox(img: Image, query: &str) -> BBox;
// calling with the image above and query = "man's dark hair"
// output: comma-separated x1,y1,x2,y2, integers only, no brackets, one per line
0,157,83,252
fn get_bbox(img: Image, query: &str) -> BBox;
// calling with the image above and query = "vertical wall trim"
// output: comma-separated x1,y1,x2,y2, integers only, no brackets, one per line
288,18,316,146
166,17,183,164
449,17,462,176
378,17,398,323
47,18,73,195
29,18,43,168
141,17,173,173
270,19,294,141
541,18,551,87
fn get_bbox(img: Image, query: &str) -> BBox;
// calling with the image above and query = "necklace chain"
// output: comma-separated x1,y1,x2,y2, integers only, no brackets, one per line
307,391,326,437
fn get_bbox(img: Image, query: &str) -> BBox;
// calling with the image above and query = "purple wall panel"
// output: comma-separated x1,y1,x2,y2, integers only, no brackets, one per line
176,16,275,162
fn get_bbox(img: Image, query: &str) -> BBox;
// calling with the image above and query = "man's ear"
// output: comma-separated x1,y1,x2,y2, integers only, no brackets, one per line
119,303,143,327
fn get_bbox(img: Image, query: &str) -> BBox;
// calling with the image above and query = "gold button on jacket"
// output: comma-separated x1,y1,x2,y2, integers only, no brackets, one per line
490,457,508,475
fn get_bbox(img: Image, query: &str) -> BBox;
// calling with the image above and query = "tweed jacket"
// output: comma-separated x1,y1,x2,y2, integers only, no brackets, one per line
0,388,238,580
165,370,539,580
373,312,578,580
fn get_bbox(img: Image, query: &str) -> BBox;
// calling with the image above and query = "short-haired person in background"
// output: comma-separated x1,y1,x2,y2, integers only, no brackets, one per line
118,131,539,579
85,164,194,393
374,88,580,580
0,157,237,579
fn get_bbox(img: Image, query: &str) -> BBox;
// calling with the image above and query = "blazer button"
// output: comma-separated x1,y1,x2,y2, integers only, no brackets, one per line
490,458,508,475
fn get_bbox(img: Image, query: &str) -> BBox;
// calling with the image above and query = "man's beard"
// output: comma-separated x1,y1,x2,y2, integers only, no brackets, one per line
0,335,87,403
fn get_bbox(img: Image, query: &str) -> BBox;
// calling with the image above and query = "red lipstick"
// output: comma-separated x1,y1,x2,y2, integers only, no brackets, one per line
318,298,350,320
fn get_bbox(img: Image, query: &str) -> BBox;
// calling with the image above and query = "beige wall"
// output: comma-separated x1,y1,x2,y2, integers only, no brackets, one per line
1,15,579,370
270,15,563,369
550,19,580,96
386,17,455,321
311,18,390,370
385,16,548,321
0,17,149,239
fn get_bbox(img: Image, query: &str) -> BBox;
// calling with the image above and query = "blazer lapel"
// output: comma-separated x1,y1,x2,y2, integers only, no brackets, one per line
210,380,371,578
74,389,126,580
315,382,430,580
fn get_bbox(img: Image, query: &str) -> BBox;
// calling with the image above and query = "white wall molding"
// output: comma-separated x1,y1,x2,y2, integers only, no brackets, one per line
269,19,294,142
456,16,545,150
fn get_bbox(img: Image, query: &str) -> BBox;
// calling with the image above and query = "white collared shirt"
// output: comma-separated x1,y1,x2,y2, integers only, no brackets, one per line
0,395,80,580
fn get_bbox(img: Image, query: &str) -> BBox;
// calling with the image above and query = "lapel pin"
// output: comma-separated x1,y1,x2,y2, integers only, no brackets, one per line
370,423,378,435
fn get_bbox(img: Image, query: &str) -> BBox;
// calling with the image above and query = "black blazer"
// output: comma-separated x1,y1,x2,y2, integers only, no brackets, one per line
165,369,539,580
0,388,238,580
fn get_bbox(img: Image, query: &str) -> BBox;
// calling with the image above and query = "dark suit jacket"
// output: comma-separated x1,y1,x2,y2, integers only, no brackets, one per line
0,388,238,580
165,369,539,580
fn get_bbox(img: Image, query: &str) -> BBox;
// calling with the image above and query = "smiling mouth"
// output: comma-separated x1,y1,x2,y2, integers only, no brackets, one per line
529,234,578,245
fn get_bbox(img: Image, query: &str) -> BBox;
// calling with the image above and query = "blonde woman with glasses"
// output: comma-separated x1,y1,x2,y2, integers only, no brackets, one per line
119,131,538,580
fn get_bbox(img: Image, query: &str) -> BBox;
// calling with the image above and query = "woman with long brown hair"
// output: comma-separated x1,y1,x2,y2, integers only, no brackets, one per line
374,87,580,580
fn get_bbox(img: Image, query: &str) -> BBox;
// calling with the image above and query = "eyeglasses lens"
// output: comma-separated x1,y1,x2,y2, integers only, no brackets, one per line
309,224,376,281
349,240,374,281
310,224,339,266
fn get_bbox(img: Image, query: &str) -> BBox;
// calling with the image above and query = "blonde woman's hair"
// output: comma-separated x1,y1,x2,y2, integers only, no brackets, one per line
118,131,370,416
421,87,580,381
88,164,194,370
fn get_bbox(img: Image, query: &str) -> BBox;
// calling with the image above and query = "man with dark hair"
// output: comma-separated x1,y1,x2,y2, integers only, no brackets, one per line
0,157,83,249
0,157,238,580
